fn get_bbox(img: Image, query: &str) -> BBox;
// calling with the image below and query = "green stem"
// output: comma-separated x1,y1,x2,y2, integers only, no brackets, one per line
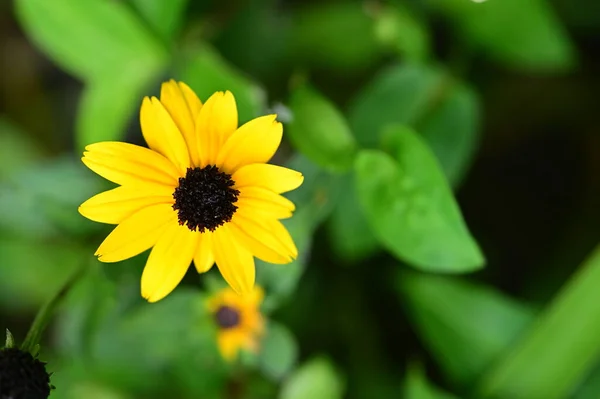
20,261,87,354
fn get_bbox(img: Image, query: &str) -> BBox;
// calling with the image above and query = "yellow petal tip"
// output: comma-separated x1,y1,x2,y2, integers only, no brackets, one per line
142,293,160,303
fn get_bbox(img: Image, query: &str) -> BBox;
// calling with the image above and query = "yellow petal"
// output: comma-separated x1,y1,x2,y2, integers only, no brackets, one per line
195,91,238,167
213,224,255,294
95,204,176,263
82,142,180,187
140,97,191,174
179,82,203,117
231,210,295,264
238,186,296,216
160,80,202,166
216,115,282,174
79,185,174,224
235,197,292,220
194,232,215,273
218,331,243,361
268,218,299,259
233,164,304,194
244,286,265,307
141,222,198,302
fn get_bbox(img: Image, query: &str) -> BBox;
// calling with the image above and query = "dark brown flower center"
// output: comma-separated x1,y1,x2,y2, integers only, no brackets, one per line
172,166,239,232
0,347,52,398
215,305,241,329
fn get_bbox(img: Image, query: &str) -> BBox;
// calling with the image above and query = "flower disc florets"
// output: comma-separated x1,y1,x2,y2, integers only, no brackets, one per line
172,166,240,232
214,305,242,329
0,347,51,399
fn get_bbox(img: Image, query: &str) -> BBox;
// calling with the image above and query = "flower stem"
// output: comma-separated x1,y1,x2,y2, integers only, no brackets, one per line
20,262,87,355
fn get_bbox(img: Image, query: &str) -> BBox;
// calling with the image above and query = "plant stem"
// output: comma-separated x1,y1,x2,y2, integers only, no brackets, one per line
20,261,88,354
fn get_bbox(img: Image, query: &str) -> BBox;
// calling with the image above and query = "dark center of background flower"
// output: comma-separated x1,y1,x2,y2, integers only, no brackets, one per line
215,305,241,329
0,348,51,398
173,166,240,233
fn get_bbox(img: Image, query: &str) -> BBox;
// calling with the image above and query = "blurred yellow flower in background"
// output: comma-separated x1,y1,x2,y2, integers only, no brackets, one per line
79,80,303,303
207,286,265,361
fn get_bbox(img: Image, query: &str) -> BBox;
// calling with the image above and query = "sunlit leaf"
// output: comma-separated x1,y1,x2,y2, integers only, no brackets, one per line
279,357,345,399
15,0,166,80
355,126,484,272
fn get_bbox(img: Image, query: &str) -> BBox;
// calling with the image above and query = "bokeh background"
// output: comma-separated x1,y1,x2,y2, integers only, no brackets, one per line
1,0,600,398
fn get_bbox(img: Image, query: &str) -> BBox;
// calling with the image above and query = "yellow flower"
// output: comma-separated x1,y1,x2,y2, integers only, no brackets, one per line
79,80,303,302
207,286,265,361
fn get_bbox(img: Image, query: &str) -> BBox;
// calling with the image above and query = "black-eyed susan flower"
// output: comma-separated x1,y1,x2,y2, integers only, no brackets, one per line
0,347,52,398
79,80,303,302
207,286,264,361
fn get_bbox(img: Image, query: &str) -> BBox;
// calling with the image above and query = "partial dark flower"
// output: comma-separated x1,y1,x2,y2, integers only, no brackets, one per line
0,347,51,399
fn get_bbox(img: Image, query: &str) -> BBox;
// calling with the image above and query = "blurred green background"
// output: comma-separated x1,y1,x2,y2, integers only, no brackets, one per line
1,0,600,398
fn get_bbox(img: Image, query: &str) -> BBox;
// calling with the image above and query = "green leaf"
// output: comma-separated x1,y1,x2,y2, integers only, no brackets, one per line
20,261,85,355
76,70,154,149
479,245,600,399
14,0,167,148
404,364,459,399
176,45,266,124
44,361,132,399
286,84,357,172
348,64,480,185
58,270,226,396
398,271,535,386
430,0,576,72
575,363,600,399
259,322,299,381
212,1,289,82
15,0,167,80
4,329,15,349
355,127,484,272
0,157,106,238
290,2,383,72
279,357,345,399
327,175,380,263
349,64,442,148
374,4,430,62
91,290,222,393
54,262,118,358
0,118,45,178
129,0,189,43
418,84,480,186
0,238,85,312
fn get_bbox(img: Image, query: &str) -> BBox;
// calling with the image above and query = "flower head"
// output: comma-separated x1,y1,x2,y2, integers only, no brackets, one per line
207,286,265,361
0,347,52,398
79,81,303,302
